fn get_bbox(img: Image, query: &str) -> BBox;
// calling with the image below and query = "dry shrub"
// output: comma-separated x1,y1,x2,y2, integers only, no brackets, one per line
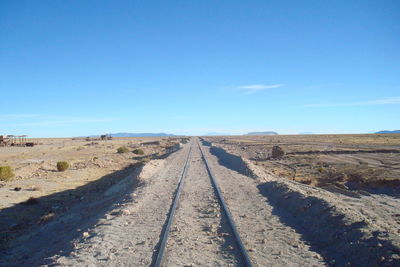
344,167,389,184
117,146,129,153
133,148,144,155
308,167,345,187
57,161,69,172
310,164,392,187
139,157,151,164
0,165,14,182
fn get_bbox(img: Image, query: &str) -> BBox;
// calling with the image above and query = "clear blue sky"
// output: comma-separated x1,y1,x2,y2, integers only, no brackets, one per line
1,1,399,137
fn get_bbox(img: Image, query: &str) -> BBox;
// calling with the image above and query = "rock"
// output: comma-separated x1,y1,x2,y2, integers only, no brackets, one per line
391,254,400,260
271,146,285,159
13,187,22,191
314,254,322,260
82,232,90,238
122,209,131,215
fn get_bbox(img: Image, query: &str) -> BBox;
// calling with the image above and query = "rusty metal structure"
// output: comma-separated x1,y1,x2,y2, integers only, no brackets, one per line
0,134,34,147
0,135,10,146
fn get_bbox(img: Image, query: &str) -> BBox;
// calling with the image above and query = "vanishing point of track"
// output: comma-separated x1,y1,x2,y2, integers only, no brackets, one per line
153,138,253,267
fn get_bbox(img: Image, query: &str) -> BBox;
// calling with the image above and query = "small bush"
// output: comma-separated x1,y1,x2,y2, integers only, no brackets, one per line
133,148,144,155
139,157,151,164
117,146,129,153
0,166,14,181
56,161,69,172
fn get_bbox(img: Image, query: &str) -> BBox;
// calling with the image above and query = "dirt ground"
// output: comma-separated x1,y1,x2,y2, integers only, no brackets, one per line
0,137,186,252
204,134,400,190
203,134,400,265
1,135,399,266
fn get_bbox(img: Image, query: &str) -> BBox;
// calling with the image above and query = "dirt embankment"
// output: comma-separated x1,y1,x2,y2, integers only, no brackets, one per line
201,139,400,266
205,135,400,193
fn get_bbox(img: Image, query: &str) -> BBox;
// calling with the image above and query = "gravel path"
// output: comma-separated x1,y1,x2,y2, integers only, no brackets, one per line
200,141,324,266
50,142,192,266
164,141,241,266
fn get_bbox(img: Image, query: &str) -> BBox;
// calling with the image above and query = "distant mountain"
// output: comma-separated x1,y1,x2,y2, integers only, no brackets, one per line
110,132,175,137
299,132,314,135
375,130,400,134
245,131,278,136
87,132,175,137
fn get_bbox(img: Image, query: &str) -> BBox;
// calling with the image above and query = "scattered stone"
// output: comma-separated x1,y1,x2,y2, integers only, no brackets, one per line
391,254,400,260
313,254,322,260
82,232,90,238
13,187,22,191
122,209,131,215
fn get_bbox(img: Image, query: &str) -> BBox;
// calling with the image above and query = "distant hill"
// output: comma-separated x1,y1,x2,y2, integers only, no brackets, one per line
110,132,175,137
87,132,176,137
375,130,400,134
245,131,278,136
299,132,314,135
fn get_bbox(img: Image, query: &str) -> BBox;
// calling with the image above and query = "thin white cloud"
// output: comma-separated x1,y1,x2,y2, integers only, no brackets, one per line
304,97,400,107
239,84,285,94
0,114,40,121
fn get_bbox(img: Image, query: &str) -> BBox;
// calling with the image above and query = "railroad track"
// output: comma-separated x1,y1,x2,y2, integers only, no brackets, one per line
153,138,253,267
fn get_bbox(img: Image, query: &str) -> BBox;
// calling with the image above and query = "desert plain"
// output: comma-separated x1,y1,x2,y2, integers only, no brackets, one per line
0,134,399,266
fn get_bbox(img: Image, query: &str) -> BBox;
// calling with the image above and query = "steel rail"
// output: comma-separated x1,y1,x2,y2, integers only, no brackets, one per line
153,143,192,267
198,140,254,267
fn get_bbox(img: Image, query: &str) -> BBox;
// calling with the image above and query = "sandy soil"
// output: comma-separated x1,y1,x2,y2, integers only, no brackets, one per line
0,137,185,257
202,136,400,266
47,139,325,266
201,142,324,266
1,135,399,266
0,137,183,209
205,134,400,190
1,139,188,266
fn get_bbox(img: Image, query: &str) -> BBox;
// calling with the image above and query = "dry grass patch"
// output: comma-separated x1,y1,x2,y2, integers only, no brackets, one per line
132,148,144,155
139,157,151,164
56,161,69,172
117,146,129,153
0,166,14,182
